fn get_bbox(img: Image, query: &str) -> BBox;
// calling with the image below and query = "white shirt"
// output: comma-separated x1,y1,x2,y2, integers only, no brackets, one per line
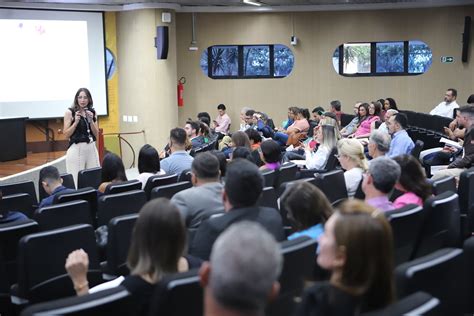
136,170,166,189
344,167,364,197
430,101,459,118
304,146,330,170
378,122,389,134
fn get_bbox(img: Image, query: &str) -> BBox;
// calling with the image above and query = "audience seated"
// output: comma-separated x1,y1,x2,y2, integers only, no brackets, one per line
65,198,201,315
231,146,255,163
392,155,432,208
336,139,369,197
259,140,282,171
430,88,459,118
198,121,212,143
190,159,285,260
362,157,401,211
185,121,205,148
238,107,253,131
340,102,362,137
197,112,211,126
311,107,325,125
350,101,382,138
304,124,337,170
386,112,415,158
160,128,194,175
431,105,474,180
171,152,224,229
377,109,398,134
136,144,165,189
329,100,343,126
0,189,28,223
213,103,231,135
278,106,297,132
38,165,75,208
98,153,128,194
245,128,262,151
367,130,391,159
274,107,310,146
253,112,275,138
383,97,399,112
280,181,332,240
221,131,251,158
295,200,394,315
199,221,282,316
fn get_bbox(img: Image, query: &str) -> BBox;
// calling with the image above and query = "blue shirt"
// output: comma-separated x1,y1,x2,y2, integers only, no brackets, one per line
388,130,415,158
38,185,74,209
0,211,27,224
160,151,194,175
288,223,324,241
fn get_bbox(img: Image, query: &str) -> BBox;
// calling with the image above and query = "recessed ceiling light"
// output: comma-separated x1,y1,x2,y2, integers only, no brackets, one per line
243,0,262,6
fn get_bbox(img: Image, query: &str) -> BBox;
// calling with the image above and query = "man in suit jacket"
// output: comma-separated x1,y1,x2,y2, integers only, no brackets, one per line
171,152,224,228
190,158,285,260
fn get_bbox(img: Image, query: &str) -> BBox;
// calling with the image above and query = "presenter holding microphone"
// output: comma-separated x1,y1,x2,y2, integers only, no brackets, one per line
63,88,100,185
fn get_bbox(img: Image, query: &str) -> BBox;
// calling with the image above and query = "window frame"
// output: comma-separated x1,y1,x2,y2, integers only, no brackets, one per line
335,40,431,77
204,44,293,79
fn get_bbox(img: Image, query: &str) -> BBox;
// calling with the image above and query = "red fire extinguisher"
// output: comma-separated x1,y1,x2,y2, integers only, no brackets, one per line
177,77,186,107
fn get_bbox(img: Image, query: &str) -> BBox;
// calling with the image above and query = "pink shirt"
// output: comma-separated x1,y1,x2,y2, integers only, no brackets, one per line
355,116,380,137
215,113,231,133
289,119,310,133
393,192,423,209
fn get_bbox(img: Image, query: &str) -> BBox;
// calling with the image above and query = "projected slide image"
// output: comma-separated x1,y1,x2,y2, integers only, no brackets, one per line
0,19,90,103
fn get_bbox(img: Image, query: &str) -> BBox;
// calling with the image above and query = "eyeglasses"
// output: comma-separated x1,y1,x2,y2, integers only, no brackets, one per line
334,154,341,159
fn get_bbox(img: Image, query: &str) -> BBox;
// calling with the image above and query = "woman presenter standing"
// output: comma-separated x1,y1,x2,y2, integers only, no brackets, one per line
63,88,100,185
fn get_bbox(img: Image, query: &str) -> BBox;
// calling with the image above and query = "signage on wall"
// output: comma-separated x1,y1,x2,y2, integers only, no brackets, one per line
441,56,454,63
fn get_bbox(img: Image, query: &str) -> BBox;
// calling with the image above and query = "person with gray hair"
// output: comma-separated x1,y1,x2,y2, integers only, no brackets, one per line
362,156,401,211
377,109,398,134
199,221,282,316
367,130,391,159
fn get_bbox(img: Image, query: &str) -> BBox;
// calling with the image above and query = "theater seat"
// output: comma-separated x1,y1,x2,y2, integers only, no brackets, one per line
0,180,38,207
20,286,135,316
148,269,203,316
97,190,146,227
54,187,98,228
430,176,457,195
78,167,102,190
11,224,102,304
395,248,466,315
150,181,192,200
143,174,178,200
361,291,440,316
104,180,142,195
35,200,92,231
314,169,348,205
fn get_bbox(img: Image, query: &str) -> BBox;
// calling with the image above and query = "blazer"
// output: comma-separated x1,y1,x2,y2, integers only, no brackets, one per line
189,205,285,260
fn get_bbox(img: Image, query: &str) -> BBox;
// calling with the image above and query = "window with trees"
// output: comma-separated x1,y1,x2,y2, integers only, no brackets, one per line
332,40,432,76
200,44,294,79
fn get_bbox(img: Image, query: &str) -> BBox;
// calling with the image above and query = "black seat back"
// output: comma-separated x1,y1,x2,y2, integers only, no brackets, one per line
274,163,297,188
353,179,365,200
411,140,424,160
431,176,457,195
262,169,276,187
385,204,425,265
314,169,348,205
463,236,474,314
97,190,146,227
1,193,36,218
150,181,192,200
257,187,278,210
413,192,460,258
16,224,102,303
0,180,38,206
395,248,466,315
322,147,338,172
104,180,142,195
105,214,138,277
144,174,178,200
361,291,440,316
20,286,135,316
0,220,38,293
77,167,102,190
54,187,98,228
266,237,317,316
34,200,92,231
177,169,192,182
148,269,202,316
458,168,474,232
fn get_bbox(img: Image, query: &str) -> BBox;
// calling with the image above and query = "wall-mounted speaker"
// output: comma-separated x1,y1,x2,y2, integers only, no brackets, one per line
462,16,471,63
155,26,169,60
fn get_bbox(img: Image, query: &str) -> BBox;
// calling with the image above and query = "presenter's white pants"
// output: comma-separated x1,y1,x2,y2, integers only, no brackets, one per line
66,142,100,186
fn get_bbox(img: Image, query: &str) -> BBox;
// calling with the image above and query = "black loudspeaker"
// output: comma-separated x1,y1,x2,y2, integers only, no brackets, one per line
462,16,471,63
155,26,169,60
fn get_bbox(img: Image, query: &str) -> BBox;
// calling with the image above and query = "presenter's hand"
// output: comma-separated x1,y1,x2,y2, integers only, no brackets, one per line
86,110,94,122
74,112,81,123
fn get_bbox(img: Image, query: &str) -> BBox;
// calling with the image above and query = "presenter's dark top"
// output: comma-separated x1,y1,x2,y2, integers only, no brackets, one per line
69,108,97,146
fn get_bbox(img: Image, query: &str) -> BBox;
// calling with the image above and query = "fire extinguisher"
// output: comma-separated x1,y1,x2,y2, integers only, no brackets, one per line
177,77,186,107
